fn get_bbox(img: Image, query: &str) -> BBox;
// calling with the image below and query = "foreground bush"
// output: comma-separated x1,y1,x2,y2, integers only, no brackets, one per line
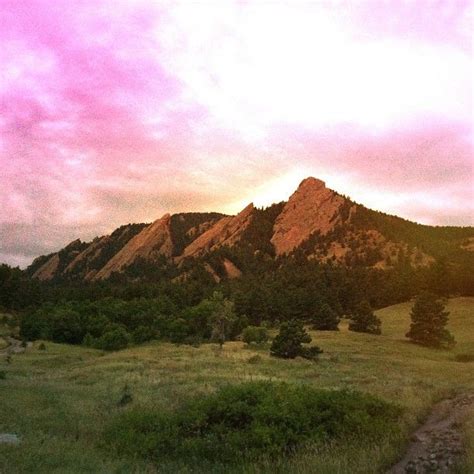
104,382,401,464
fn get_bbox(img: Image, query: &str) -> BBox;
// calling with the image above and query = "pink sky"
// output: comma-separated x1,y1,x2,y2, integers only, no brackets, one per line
1,0,473,267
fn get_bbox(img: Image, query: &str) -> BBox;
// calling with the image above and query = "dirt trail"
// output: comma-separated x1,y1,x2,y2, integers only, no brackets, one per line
388,393,474,473
0,337,25,355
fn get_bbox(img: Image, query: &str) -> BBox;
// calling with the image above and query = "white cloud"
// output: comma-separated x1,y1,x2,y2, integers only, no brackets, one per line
157,2,472,139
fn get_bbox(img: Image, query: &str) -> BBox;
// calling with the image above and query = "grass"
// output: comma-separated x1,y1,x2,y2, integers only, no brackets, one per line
0,337,8,351
460,405,474,473
0,297,473,473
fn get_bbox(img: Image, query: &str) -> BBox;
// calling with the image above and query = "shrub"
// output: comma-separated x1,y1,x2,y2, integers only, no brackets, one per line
183,335,202,347
82,333,96,347
270,320,321,359
247,355,262,364
118,384,133,406
242,326,269,345
300,346,324,360
97,326,131,351
0,370,6,380
348,300,381,335
104,382,401,465
132,326,156,345
454,353,474,363
406,292,455,349
38,342,46,351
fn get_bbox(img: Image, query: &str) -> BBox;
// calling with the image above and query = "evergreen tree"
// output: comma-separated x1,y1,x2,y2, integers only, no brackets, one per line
406,292,455,348
209,291,237,348
312,303,339,330
270,320,321,359
348,300,381,335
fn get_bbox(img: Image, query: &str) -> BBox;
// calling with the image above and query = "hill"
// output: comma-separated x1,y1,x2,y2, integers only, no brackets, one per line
1,298,473,473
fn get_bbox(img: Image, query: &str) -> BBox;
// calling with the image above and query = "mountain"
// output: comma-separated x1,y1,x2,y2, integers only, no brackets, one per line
271,177,347,255
27,178,474,282
29,224,147,281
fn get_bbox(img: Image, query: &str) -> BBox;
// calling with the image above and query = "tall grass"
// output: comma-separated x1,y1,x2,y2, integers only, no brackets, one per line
0,297,473,473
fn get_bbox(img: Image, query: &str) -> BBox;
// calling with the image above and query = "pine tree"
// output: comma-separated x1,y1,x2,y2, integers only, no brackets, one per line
270,320,321,359
312,303,339,331
348,300,381,335
406,292,455,349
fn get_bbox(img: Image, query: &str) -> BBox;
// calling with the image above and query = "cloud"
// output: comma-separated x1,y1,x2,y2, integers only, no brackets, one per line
0,0,472,268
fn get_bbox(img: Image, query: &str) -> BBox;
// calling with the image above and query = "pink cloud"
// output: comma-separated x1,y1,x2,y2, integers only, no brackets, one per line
0,0,472,268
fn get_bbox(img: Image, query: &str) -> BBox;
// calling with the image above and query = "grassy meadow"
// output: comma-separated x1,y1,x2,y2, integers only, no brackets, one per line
0,297,473,473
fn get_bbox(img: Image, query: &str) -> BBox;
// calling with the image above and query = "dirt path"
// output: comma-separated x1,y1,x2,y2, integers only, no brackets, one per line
388,393,474,473
0,336,25,355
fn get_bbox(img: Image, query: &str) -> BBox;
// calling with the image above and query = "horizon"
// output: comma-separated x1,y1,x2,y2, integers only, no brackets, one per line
1,0,473,268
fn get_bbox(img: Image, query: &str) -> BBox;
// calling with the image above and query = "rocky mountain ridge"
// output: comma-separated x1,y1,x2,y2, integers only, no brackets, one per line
28,178,474,282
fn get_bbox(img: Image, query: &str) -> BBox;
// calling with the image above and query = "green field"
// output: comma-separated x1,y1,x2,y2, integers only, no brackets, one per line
0,298,473,473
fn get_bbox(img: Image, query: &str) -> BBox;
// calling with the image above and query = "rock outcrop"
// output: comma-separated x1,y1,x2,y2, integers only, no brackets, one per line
93,214,173,280
32,253,60,280
180,203,255,260
271,178,345,255
64,236,108,276
223,258,242,278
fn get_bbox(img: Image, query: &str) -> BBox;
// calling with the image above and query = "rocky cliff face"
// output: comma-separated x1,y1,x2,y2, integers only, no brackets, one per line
32,254,60,280
92,214,174,280
63,224,146,280
31,239,89,280
28,224,147,281
65,235,110,280
180,203,255,260
271,178,345,255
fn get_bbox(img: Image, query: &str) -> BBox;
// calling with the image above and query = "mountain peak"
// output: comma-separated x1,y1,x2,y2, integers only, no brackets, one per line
297,177,326,191
271,177,345,255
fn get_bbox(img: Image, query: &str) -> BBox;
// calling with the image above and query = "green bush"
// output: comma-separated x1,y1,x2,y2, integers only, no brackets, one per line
300,346,324,360
104,382,401,465
0,370,6,380
132,326,156,344
242,326,269,345
97,326,131,351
